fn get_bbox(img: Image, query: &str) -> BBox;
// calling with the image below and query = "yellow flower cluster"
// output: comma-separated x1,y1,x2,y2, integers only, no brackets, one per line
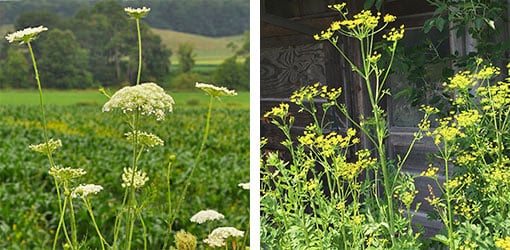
264,103,289,119
314,4,399,41
290,83,321,105
334,149,375,180
382,25,405,41
427,117,466,145
455,109,481,128
327,3,347,12
299,128,358,157
496,236,510,250
444,71,476,91
454,198,479,220
455,152,478,166
475,64,500,79
420,164,439,177
459,240,478,250
478,81,510,113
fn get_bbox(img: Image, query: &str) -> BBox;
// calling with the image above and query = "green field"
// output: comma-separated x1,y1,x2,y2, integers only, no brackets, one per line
0,91,249,248
0,89,250,109
151,28,243,65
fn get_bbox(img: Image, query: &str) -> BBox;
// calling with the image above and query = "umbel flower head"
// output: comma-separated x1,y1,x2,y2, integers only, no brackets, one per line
29,138,62,154
102,82,175,121
5,26,48,44
203,227,244,247
72,184,103,199
49,166,86,181
190,209,225,224
124,7,151,19
174,230,197,250
195,82,237,97
125,130,164,148
121,167,149,188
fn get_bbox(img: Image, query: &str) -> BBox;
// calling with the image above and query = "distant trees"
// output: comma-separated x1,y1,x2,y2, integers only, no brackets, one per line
177,43,197,73
0,49,31,88
213,31,250,90
0,0,249,37
0,0,171,88
38,29,93,89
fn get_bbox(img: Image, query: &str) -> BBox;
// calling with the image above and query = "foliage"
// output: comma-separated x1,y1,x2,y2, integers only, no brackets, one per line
0,0,249,37
2,5,248,249
261,4,428,249
0,104,249,249
177,43,197,74
213,31,249,91
0,48,31,88
38,29,93,89
420,59,510,249
0,0,171,88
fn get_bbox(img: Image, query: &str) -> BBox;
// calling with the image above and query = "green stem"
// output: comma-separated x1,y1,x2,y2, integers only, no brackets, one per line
137,211,148,250
84,198,108,250
443,143,455,250
162,158,174,249
136,18,142,85
53,194,70,250
174,95,213,221
67,188,78,249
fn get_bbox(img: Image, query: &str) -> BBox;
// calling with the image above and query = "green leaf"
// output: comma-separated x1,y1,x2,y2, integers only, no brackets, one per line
364,0,375,9
431,234,449,245
436,17,446,32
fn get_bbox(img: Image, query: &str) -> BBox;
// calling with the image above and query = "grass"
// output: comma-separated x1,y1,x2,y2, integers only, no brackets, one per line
0,89,250,109
151,28,243,65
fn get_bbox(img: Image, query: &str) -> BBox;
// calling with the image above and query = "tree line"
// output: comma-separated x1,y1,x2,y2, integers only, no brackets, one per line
0,0,249,37
0,0,250,90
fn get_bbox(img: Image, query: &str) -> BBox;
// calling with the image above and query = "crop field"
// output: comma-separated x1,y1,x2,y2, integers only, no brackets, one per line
0,91,250,249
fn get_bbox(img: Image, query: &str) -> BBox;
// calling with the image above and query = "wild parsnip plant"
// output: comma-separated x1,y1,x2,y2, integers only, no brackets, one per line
6,5,246,250
261,4,433,249
421,59,510,249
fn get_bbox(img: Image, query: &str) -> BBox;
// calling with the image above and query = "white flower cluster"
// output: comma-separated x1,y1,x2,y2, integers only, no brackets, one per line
72,184,103,198
238,182,250,190
190,209,225,224
125,130,164,148
5,26,48,44
195,82,237,97
124,6,151,18
49,166,86,181
102,82,175,121
203,227,244,247
121,167,149,188
29,138,62,154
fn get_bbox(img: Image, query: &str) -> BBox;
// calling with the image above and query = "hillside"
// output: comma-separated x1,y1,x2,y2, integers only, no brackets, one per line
0,24,242,65
151,28,244,65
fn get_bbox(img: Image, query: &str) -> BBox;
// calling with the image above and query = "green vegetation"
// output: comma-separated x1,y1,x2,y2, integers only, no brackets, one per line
0,103,249,249
151,28,243,65
0,0,249,37
0,90,249,109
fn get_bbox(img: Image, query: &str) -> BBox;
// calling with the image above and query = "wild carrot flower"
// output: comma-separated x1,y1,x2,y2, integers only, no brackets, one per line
49,166,86,181
174,230,197,250
125,130,164,147
190,209,225,224
124,7,151,19
238,182,250,190
195,82,237,97
29,138,62,154
102,82,175,121
71,184,103,198
5,26,48,44
203,227,244,247
121,167,149,188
